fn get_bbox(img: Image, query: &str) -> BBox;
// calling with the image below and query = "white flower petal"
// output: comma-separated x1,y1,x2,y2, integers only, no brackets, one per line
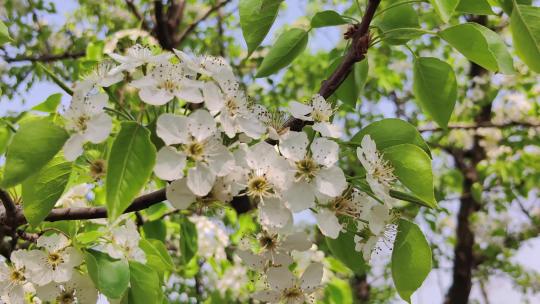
188,110,217,142
279,131,309,161
283,182,315,213
311,137,339,167
202,82,224,114
266,266,296,291
176,85,203,104
259,198,293,233
156,113,189,145
236,250,267,271
237,115,266,139
187,163,216,196
300,262,324,293
63,134,85,161
281,232,312,252
37,234,70,252
139,87,174,105
207,144,234,176
166,178,196,210
154,147,186,181
289,101,313,121
252,290,281,302
84,113,112,143
313,121,342,138
315,166,347,197
315,209,342,239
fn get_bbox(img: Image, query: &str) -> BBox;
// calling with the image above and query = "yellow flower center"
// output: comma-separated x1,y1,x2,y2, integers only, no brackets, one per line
76,115,90,131
159,79,178,92
185,141,205,160
295,158,319,181
282,287,303,301
247,176,272,199
47,252,64,270
312,109,329,122
10,269,25,283
225,97,240,116
57,291,76,304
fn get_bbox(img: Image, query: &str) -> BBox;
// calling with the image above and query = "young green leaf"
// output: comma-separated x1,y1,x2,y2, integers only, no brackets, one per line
498,0,531,15
352,118,430,156
32,93,63,113
376,1,419,45
179,216,198,264
428,0,459,22
0,126,11,155
326,229,367,275
85,249,130,299
127,262,164,304
22,154,72,226
0,20,12,45
240,0,283,56
311,10,349,28
413,57,457,128
392,219,432,303
1,117,69,188
140,239,174,274
255,28,309,78
142,220,167,241
439,23,514,74
383,144,437,208
510,4,540,73
106,122,156,220
456,0,494,15
325,57,368,108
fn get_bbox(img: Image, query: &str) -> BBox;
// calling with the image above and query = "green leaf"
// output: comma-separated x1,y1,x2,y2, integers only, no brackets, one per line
255,28,309,77
380,28,426,44
325,221,367,275
498,0,531,15
140,239,174,274
439,23,514,74
142,220,167,242
1,117,69,188
376,1,419,45
127,262,163,304
86,41,104,60
32,93,63,113
0,20,12,45
352,118,431,156
326,57,368,108
22,154,71,226
106,122,156,220
85,249,130,299
413,57,457,128
429,0,460,22
239,0,283,56
0,126,11,155
456,0,494,15
510,4,540,73
311,10,349,28
392,219,432,303
383,144,437,208
179,216,198,264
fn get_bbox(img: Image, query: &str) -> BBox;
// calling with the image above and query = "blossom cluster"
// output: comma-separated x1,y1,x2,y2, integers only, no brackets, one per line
17,44,405,302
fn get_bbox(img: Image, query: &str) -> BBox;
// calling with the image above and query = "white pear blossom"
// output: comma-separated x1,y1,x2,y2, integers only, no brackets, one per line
56,184,91,208
0,250,33,304
353,201,394,261
96,220,146,263
253,263,323,304
25,234,83,286
35,272,98,304
130,61,203,105
62,91,112,161
75,60,123,93
109,44,171,73
289,94,342,138
202,79,266,139
173,49,235,88
239,141,293,202
279,131,347,212
356,135,399,207
237,231,311,270
155,110,235,196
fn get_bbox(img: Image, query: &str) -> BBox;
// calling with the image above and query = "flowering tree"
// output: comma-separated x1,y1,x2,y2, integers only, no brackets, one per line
1,0,540,303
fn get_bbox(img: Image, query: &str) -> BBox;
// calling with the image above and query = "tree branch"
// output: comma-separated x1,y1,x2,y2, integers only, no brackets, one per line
0,189,17,227
175,0,232,46
281,0,381,132
125,0,150,31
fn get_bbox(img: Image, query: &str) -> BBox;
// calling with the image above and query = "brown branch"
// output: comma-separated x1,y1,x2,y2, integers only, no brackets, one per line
175,0,233,46
0,189,17,227
4,51,86,63
281,0,382,132
154,0,173,49
125,0,150,30
420,121,540,132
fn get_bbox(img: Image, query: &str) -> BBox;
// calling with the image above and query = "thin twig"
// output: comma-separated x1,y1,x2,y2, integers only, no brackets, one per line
176,0,233,45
